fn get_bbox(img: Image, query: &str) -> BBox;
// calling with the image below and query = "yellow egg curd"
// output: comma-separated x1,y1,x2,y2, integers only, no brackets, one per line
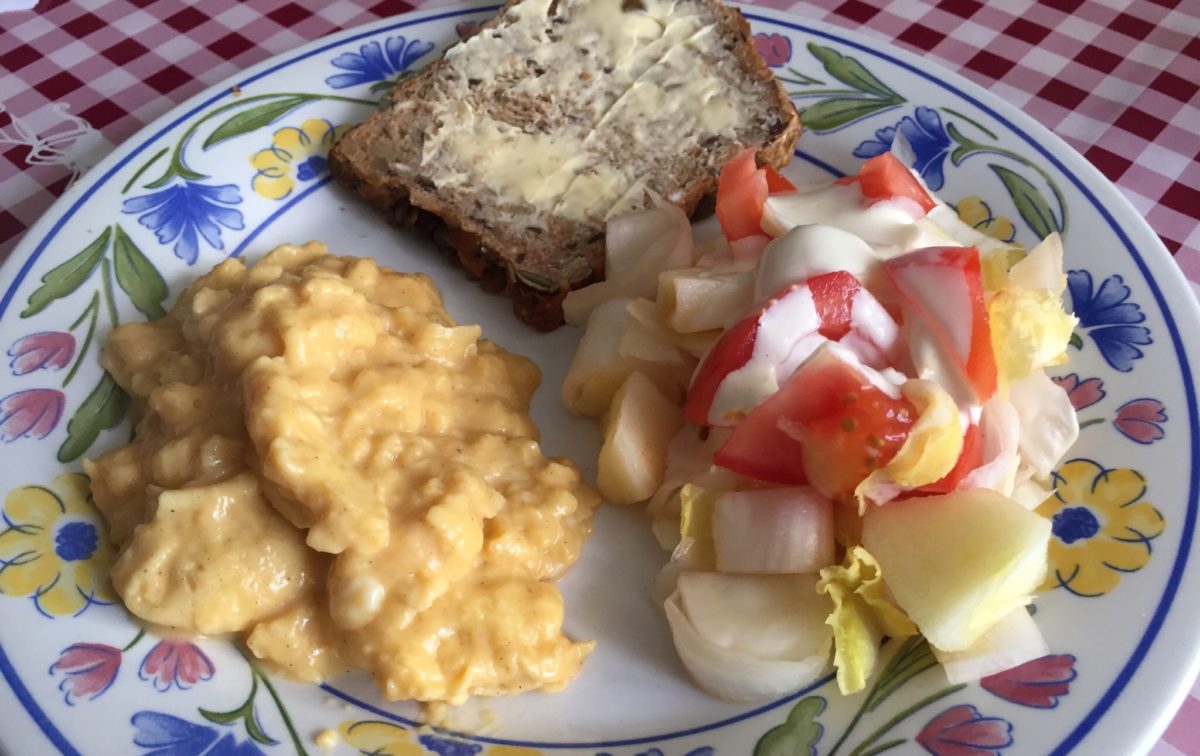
84,241,599,704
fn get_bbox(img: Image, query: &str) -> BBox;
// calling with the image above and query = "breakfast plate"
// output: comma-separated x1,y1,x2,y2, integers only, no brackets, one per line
2,3,1199,754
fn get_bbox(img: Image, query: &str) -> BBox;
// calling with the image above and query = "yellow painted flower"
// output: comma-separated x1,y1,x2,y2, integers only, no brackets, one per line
338,719,544,755
338,720,423,756
250,118,348,200
956,195,1017,243
1037,459,1165,597
0,473,117,617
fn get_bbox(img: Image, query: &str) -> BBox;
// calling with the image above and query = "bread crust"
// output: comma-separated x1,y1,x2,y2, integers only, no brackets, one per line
330,0,800,331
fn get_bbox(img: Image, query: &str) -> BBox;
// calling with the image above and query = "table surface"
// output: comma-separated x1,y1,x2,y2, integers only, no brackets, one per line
1,0,1198,752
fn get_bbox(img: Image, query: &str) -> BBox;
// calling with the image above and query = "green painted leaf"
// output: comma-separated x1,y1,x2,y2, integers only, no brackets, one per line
864,636,937,712
755,696,826,756
57,372,129,463
112,225,168,320
991,164,1059,239
807,43,900,99
780,66,825,86
202,95,316,150
199,707,243,726
1069,331,1084,349
801,98,901,133
369,70,414,94
22,228,111,317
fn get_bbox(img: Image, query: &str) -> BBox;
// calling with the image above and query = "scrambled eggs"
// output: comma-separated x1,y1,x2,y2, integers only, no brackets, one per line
85,241,599,703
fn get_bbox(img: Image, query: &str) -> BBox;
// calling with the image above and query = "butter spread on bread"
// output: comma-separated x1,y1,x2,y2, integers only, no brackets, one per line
331,0,800,330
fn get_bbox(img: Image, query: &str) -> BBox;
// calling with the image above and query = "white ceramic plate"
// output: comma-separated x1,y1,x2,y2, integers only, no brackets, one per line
3,4,1199,754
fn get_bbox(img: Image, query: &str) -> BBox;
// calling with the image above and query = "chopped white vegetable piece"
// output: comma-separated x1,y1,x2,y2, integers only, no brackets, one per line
562,297,689,417
1010,371,1079,480
597,371,682,505
711,487,835,574
664,573,832,701
935,606,1049,684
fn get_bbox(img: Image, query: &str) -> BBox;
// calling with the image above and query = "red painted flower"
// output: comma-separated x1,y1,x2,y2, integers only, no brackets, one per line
1051,373,1105,411
980,654,1077,708
754,33,792,67
8,332,75,376
455,21,482,41
915,704,1013,755
0,388,65,441
49,643,121,704
1113,398,1167,444
139,640,215,692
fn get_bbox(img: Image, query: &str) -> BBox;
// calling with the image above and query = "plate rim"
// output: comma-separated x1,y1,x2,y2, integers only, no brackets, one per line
1,2,1198,754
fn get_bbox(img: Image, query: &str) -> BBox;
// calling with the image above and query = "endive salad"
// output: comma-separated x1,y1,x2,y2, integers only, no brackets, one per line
561,147,1079,701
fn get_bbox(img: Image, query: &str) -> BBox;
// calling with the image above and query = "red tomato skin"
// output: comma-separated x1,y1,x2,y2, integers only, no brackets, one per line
917,423,983,494
858,153,937,213
765,166,797,194
713,422,810,485
716,148,769,242
682,314,760,426
714,350,913,490
885,246,998,401
806,271,862,341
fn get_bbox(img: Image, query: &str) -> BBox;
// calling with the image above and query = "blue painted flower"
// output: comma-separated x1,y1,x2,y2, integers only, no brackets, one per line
122,181,244,265
419,733,481,755
325,35,436,89
132,711,265,756
852,106,952,190
597,748,714,756
1066,270,1152,372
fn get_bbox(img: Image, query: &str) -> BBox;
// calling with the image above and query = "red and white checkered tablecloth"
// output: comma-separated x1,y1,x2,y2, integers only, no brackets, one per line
1,0,1198,752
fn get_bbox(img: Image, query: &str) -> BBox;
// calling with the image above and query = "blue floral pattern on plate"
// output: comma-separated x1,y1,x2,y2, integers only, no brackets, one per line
1066,269,1152,372
122,181,244,264
853,106,953,190
325,35,436,89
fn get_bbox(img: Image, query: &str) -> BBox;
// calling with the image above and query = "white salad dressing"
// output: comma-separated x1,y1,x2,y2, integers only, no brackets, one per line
754,224,884,302
761,182,927,247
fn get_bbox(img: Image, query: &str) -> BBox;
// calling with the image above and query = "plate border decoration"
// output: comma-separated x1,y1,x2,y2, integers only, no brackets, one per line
0,3,1197,754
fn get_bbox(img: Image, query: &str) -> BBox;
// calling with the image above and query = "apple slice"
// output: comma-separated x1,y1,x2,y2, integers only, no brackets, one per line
862,488,1050,652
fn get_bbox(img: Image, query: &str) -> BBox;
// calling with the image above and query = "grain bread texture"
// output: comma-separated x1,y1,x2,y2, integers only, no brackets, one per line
330,0,801,330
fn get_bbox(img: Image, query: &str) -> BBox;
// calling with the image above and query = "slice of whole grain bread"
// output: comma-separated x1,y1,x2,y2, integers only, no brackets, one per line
330,0,801,330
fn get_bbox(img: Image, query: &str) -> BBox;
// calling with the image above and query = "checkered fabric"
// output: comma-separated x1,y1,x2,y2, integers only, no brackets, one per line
1,0,1199,751
777,0,1200,302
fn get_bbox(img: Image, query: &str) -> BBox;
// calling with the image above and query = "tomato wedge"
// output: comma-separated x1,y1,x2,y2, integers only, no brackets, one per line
682,314,760,426
838,153,936,214
716,148,769,242
885,246,998,402
682,271,876,427
765,166,797,194
714,346,914,492
807,270,860,340
859,153,936,213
